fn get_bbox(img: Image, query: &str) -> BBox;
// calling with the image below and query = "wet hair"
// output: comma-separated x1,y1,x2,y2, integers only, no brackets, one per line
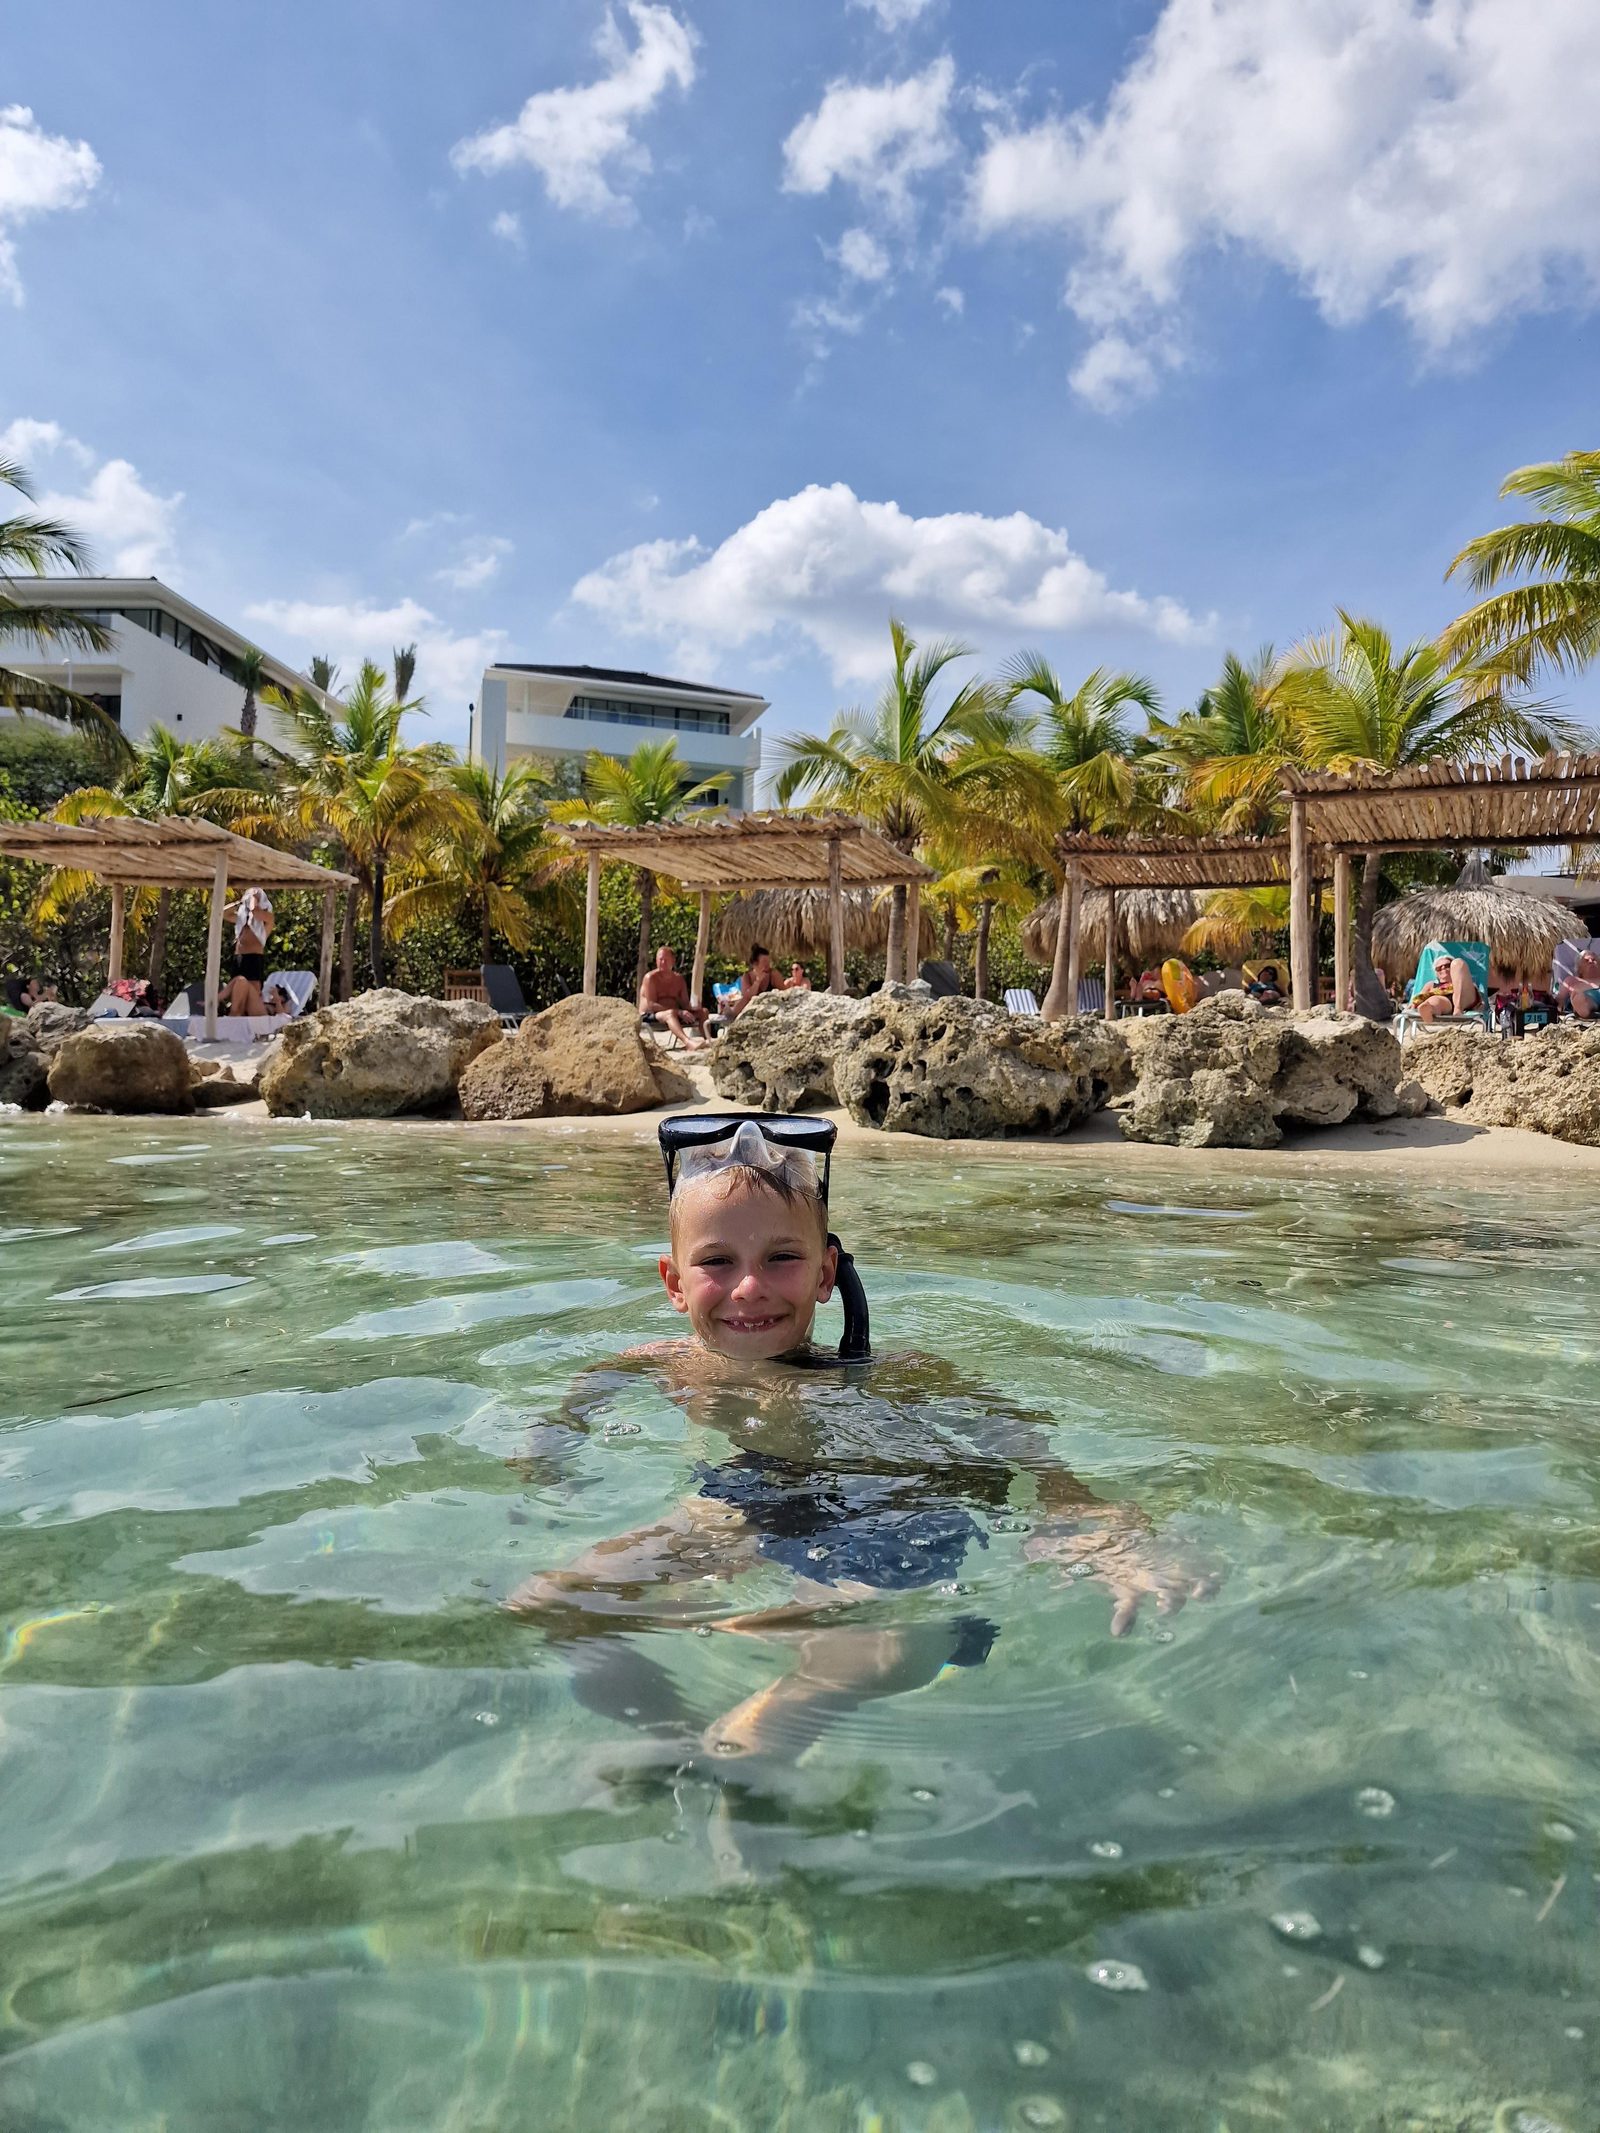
668,1161,829,1257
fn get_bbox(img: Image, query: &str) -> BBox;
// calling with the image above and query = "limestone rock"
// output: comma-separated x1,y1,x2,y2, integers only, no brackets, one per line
47,1020,193,1113
710,990,867,1112
1122,994,1409,1148
1405,1022,1600,1145
0,1002,90,1109
259,988,499,1118
712,986,1125,1138
192,1073,260,1107
648,1054,698,1107
458,993,667,1121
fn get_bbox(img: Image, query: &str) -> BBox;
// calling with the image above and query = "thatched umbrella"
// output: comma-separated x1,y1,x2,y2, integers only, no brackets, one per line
1373,882,1585,985
716,886,935,964
1021,887,1202,969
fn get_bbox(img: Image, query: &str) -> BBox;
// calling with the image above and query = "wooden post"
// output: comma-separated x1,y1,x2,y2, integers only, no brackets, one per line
319,888,337,1011
203,854,228,1042
1289,797,1313,1010
1332,851,1352,1013
690,888,711,1010
827,837,845,994
106,884,125,986
582,853,601,997
1103,885,1117,1021
904,878,922,983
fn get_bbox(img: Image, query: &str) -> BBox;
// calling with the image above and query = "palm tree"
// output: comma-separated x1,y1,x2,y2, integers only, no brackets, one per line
1146,647,1299,835
388,757,573,960
1001,655,1162,1017
392,643,417,702
248,660,460,989
925,855,1036,999
552,738,729,987
236,646,268,744
1278,611,1589,996
775,620,1040,983
43,725,247,986
1443,451,1600,687
0,455,122,747
310,654,340,696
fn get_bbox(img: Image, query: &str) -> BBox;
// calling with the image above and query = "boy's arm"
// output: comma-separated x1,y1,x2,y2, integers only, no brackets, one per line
505,1354,657,1486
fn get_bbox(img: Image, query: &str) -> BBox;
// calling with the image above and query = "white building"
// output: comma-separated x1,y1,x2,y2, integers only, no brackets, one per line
470,662,767,810
4,578,305,748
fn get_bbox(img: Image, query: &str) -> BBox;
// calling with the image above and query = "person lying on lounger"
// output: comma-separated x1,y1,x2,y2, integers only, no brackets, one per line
1414,950,1481,1024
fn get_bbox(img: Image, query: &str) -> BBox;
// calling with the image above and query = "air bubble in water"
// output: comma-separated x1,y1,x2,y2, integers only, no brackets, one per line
1157,1786,1176,1799
905,2061,937,2088
473,1711,499,1727
1348,1668,1369,1681
1544,1820,1577,1842
604,1421,641,1437
1089,1839,1124,1860
1270,1911,1321,1942
1017,2100,1066,2129
1357,1943,1385,1970
1012,2040,1049,2067
1152,1628,1174,1643
910,1787,937,1802
1086,1959,1148,1992
1356,1786,1396,1818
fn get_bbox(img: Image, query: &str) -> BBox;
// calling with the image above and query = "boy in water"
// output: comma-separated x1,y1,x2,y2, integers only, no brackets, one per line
510,1120,1210,1757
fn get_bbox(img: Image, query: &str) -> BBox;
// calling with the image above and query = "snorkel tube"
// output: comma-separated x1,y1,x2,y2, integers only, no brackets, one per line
658,1111,870,1363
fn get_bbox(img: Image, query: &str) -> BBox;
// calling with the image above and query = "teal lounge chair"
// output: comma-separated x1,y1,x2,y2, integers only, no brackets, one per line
1396,940,1492,1038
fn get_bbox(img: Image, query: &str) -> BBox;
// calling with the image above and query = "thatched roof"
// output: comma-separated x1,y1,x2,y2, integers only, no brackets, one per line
717,886,934,961
557,812,932,888
1372,884,1586,983
0,814,355,889
1022,887,1202,967
1055,832,1293,888
1286,752,1600,853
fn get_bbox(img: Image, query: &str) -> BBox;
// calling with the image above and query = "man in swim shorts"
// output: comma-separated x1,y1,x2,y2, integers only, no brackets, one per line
639,944,710,1050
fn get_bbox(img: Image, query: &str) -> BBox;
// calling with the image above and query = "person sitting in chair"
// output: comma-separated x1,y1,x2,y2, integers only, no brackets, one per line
1558,948,1600,1021
1415,948,1481,1025
722,945,776,1024
781,961,812,992
639,945,710,1051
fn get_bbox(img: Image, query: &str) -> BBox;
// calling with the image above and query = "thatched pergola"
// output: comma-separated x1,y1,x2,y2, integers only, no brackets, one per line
1285,752,1600,1008
716,885,934,965
1048,833,1294,1019
558,814,933,1000
0,816,355,1040
1021,887,1203,970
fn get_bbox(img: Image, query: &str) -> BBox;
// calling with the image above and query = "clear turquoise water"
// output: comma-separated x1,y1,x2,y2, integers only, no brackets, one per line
1,1115,1597,2132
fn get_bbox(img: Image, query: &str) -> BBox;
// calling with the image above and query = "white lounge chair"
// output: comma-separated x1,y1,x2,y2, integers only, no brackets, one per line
1004,987,1041,1016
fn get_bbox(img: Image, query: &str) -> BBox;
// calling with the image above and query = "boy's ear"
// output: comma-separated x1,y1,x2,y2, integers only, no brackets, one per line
659,1253,690,1315
816,1240,838,1304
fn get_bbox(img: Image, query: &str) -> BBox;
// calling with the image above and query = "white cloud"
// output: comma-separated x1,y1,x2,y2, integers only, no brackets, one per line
850,0,938,27
435,536,513,591
783,57,956,226
1068,331,1162,413
0,105,101,304
935,284,965,315
245,597,508,724
970,0,1600,401
835,226,892,283
490,209,524,248
451,3,697,222
570,481,1203,684
12,421,182,575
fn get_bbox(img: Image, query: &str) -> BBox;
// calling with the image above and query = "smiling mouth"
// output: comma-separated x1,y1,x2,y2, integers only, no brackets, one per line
718,1313,788,1333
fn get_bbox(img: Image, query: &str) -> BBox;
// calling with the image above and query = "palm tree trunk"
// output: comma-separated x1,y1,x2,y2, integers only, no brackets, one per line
147,889,170,991
1041,873,1075,1020
340,891,356,1001
369,859,386,988
240,691,257,742
884,883,906,987
943,897,958,964
1350,849,1392,1021
974,900,994,1001
481,902,493,963
636,868,655,989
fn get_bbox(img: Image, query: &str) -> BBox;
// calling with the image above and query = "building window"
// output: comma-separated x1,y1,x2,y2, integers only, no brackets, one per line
564,693,731,737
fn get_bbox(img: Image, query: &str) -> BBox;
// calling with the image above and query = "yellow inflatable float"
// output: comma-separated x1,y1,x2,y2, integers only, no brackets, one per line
1160,958,1203,1014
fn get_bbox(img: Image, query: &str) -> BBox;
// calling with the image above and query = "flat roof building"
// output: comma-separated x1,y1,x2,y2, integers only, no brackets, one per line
3,578,305,748
470,661,767,811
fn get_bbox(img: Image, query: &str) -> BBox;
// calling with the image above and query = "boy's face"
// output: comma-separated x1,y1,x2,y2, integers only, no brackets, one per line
661,1178,837,1361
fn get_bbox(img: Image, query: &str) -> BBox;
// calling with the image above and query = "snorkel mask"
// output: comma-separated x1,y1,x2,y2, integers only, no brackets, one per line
658,1112,870,1362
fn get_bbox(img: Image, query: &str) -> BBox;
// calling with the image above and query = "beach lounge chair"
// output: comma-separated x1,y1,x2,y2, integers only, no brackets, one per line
1004,987,1041,1016
1396,940,1492,1038
85,991,133,1019
481,964,529,1030
1076,976,1105,1015
919,960,961,998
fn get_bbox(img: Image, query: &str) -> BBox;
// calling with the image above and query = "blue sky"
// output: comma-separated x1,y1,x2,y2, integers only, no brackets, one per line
4,0,1598,765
